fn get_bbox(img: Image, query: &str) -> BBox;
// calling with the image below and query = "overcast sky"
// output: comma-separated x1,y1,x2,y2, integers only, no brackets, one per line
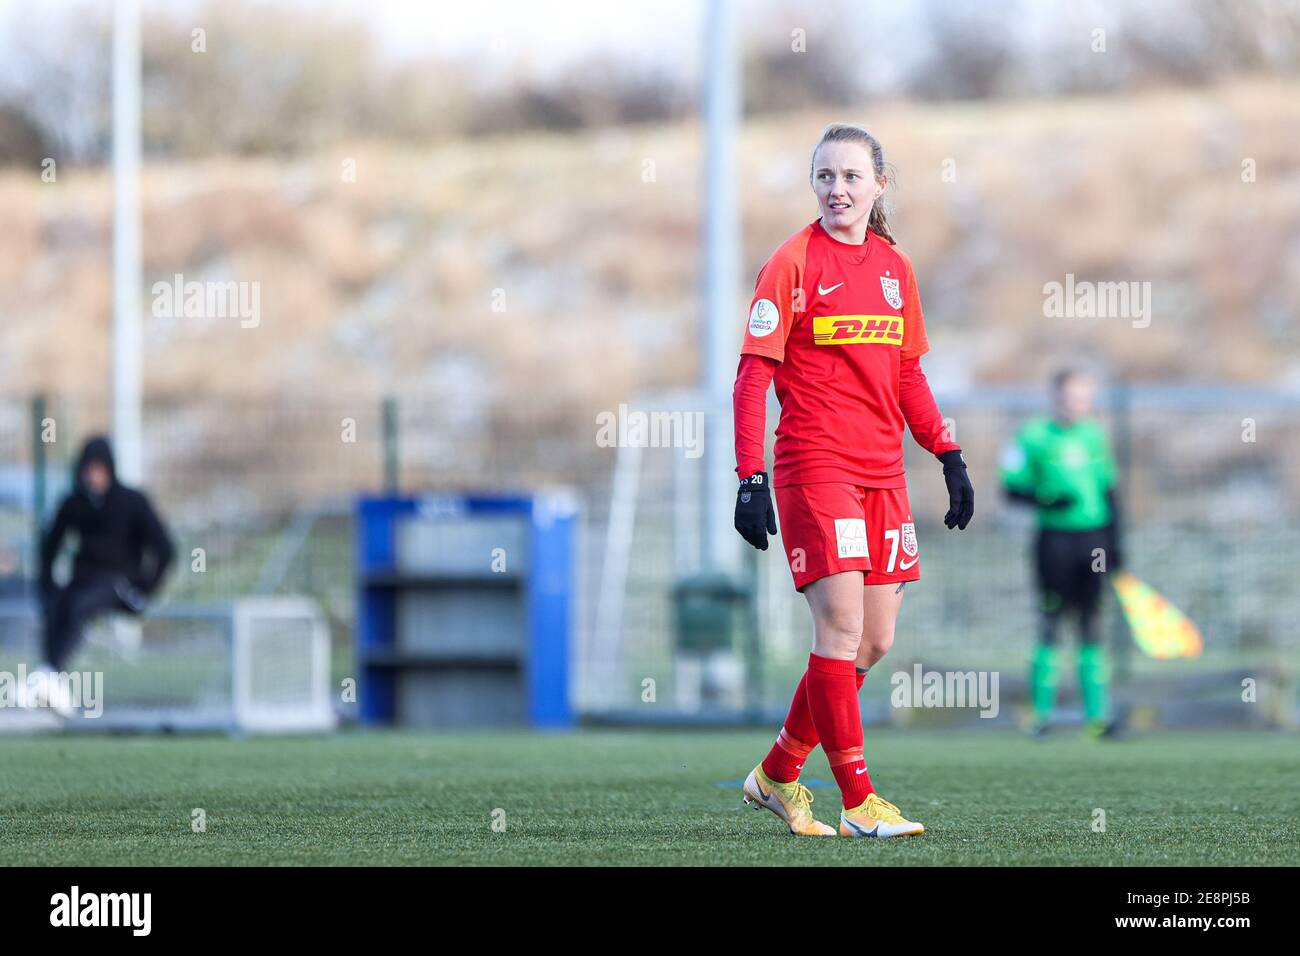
5,0,1231,99
0,0,707,76
0,0,951,88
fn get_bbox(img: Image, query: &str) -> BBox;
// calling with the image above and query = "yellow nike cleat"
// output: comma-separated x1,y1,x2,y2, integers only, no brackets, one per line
839,792,925,838
742,765,836,836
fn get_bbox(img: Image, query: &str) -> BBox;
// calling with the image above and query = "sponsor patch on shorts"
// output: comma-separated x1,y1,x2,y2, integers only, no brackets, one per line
834,518,869,558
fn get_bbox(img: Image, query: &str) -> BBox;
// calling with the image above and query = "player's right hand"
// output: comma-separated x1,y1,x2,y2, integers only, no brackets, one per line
734,471,778,550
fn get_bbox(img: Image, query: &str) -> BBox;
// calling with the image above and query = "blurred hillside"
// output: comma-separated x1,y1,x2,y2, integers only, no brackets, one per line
2,77,1298,420
5,0,1297,162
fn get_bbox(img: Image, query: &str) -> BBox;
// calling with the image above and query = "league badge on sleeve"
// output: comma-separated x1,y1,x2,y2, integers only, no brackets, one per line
748,298,779,337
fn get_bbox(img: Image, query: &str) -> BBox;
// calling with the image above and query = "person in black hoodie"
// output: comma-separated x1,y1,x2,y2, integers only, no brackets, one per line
38,436,175,673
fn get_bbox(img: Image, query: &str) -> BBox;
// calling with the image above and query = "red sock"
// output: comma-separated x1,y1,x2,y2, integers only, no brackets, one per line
760,671,818,783
804,653,874,808
761,669,866,783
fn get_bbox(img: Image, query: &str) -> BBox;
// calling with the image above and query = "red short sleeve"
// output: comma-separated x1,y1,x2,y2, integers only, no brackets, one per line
740,230,810,363
897,250,930,362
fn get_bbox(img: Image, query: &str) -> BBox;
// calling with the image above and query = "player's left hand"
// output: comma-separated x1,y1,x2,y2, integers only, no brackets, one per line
938,450,974,530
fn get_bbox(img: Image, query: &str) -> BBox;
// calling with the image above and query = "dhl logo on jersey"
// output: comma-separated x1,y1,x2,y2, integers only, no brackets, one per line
812,315,904,346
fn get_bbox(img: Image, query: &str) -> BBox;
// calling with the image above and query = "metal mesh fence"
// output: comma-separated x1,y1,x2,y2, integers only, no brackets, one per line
2,385,1297,724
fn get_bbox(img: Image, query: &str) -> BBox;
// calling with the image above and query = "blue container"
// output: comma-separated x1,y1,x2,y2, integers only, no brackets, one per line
356,493,575,728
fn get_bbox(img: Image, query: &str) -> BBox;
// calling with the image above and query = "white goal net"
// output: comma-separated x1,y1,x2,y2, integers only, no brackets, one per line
0,596,335,733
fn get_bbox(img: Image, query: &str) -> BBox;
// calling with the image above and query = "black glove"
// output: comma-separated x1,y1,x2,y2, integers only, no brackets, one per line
938,450,974,530
734,471,777,550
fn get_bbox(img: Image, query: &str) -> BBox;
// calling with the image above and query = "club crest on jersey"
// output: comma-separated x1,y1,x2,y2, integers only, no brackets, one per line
901,521,918,557
880,275,902,309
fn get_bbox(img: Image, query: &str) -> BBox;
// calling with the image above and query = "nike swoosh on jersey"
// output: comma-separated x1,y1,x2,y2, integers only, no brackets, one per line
817,281,844,295
899,555,919,570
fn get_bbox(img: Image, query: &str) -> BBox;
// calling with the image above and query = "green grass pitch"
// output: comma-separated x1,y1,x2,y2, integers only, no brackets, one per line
0,729,1295,865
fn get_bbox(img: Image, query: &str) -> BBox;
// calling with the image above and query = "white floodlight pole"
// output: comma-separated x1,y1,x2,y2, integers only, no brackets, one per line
701,0,742,575
112,0,143,484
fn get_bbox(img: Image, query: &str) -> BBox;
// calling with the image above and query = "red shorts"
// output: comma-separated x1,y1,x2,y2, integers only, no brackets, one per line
774,482,921,591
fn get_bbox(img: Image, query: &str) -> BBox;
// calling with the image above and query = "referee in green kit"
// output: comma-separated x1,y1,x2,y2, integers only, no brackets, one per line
999,368,1123,739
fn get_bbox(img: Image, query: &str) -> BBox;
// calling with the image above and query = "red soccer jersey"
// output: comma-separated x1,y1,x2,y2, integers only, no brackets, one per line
739,219,935,488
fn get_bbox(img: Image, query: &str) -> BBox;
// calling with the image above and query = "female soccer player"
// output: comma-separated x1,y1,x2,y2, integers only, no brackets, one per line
734,123,974,838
